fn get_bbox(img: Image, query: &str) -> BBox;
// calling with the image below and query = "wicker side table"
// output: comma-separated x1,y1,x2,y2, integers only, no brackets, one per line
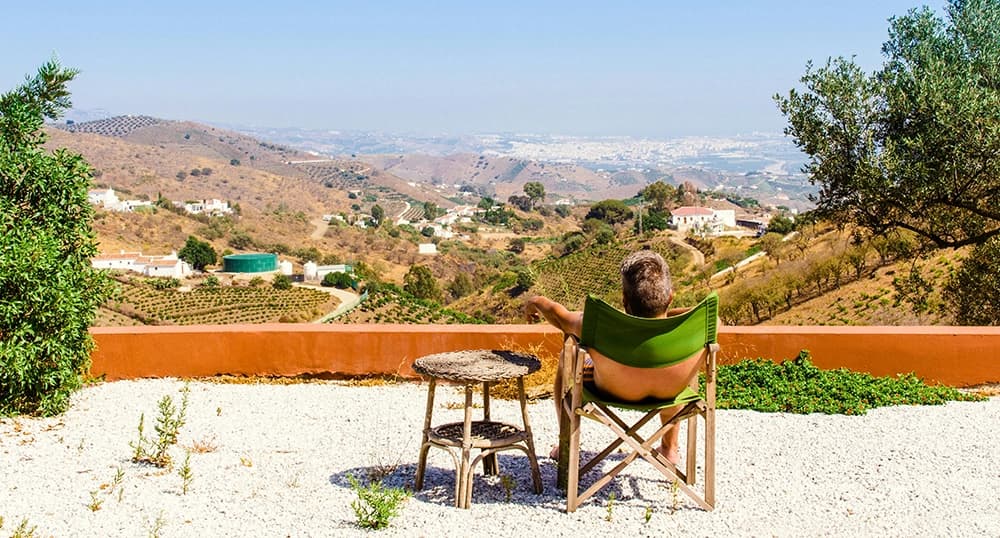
413,349,543,508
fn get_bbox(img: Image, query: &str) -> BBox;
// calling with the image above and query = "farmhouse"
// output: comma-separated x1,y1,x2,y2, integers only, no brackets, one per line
91,250,192,279
303,262,354,282
670,206,737,235
87,187,153,213
175,199,233,217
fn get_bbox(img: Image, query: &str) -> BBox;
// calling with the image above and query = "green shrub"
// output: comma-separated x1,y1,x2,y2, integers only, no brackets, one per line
710,350,983,415
272,274,293,290
322,271,354,289
1,61,115,416
347,475,409,530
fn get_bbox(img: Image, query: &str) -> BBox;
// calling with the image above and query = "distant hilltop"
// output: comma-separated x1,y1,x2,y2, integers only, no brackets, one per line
56,115,169,138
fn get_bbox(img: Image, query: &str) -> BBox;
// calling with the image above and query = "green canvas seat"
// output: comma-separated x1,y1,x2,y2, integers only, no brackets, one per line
556,292,719,512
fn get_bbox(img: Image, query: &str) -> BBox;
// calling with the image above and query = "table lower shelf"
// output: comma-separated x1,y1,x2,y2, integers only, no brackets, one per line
427,420,527,449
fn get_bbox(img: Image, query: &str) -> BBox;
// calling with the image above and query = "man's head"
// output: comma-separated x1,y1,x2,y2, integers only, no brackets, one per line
620,250,673,317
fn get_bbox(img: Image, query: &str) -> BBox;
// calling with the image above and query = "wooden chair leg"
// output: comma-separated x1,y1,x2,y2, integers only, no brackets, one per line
565,405,581,512
414,378,436,491
686,415,697,486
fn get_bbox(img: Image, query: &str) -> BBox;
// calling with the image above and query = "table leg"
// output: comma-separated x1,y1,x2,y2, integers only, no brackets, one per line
482,381,499,476
519,376,543,494
415,377,436,491
458,383,474,508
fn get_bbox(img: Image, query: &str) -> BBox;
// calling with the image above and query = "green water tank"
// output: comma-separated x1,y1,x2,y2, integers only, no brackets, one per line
223,253,278,273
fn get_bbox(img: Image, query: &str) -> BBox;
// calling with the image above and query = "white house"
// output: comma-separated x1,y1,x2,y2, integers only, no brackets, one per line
87,188,119,209
304,262,353,282
91,250,191,278
418,243,438,255
670,206,737,235
87,188,154,213
176,199,233,216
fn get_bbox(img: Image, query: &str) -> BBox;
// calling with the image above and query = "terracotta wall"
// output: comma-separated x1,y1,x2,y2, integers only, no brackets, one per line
90,324,1000,387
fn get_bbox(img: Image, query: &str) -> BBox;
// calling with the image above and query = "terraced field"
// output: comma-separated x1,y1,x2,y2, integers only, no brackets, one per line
335,284,488,324
101,281,337,325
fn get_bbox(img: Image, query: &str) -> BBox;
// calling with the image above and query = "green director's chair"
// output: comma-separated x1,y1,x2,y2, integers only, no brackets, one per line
556,292,719,512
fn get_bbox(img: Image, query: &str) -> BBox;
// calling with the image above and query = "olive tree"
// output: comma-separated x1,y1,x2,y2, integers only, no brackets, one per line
777,0,1000,323
1,60,114,415
776,0,1000,249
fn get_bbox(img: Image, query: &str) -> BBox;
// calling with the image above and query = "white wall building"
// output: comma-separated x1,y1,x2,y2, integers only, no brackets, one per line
670,206,737,235
91,250,191,278
176,199,233,216
303,262,353,282
87,188,153,213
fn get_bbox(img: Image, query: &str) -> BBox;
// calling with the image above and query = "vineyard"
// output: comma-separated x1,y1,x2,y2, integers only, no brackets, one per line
100,280,337,325
335,284,489,324
397,204,425,221
532,240,694,311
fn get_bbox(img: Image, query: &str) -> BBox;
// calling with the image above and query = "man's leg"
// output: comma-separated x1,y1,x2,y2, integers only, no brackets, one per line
657,406,682,466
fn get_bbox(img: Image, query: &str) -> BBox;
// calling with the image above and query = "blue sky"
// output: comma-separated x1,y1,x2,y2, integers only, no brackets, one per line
2,1,939,137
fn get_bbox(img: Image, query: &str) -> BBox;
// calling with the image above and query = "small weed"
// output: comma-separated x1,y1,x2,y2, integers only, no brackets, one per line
88,490,104,512
240,455,253,467
671,479,680,515
147,511,166,538
348,475,409,530
130,384,190,467
644,504,654,523
77,437,86,453
605,492,616,522
185,435,218,453
366,452,402,483
118,488,125,503
286,473,301,488
11,518,36,538
216,406,222,416
500,474,516,502
178,452,193,494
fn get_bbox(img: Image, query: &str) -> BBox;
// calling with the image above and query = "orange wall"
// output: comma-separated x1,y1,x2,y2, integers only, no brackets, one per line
89,324,1000,387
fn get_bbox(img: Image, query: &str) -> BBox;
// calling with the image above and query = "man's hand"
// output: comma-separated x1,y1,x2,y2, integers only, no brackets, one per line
523,296,542,323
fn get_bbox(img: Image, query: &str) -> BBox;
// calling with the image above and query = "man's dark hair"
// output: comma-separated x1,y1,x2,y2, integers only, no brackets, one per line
620,250,672,317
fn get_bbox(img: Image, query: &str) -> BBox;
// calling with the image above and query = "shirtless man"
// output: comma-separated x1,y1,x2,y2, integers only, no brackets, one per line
523,250,703,465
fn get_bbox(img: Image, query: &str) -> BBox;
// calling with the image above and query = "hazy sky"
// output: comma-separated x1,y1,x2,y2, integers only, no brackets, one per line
3,0,940,137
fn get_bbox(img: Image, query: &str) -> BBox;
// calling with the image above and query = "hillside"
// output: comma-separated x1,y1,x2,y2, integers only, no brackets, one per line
363,153,647,202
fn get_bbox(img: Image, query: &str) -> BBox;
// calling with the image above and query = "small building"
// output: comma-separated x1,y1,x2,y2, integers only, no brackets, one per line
91,250,191,278
671,206,736,234
418,243,438,255
304,261,354,282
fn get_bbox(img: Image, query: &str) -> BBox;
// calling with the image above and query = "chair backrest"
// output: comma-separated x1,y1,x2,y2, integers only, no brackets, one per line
580,292,718,369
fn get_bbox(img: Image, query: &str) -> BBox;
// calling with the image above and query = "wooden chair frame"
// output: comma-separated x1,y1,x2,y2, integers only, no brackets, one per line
556,334,718,512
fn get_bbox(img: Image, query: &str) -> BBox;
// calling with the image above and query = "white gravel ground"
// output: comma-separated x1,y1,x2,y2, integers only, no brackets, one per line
1,379,998,537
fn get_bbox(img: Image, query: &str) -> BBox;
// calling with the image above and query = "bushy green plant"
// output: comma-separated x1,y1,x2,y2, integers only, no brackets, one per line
711,350,983,415
1,60,115,416
130,384,190,466
347,475,409,530
272,274,293,290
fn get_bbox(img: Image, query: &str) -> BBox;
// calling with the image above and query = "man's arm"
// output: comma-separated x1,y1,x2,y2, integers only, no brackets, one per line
524,295,582,337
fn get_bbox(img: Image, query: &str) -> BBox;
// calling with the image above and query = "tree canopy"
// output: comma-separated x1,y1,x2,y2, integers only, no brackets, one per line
776,0,1000,249
178,236,217,271
1,60,114,415
523,181,545,208
641,180,675,211
585,199,634,225
403,265,442,303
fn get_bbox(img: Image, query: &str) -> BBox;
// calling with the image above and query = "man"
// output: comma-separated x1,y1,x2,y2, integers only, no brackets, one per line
524,250,703,465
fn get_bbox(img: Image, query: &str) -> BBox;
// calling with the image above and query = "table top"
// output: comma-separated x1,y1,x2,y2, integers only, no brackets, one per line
413,349,541,382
